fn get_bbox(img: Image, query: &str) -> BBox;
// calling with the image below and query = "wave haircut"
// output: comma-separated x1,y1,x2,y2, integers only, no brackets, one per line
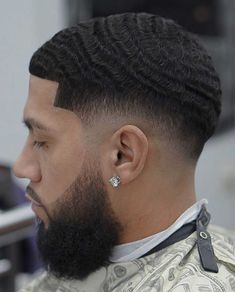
29,13,222,160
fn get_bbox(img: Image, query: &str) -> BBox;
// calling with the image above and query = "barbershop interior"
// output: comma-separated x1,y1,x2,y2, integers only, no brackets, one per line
0,0,235,291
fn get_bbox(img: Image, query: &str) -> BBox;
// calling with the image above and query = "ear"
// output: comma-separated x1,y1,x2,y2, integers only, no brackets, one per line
106,125,149,186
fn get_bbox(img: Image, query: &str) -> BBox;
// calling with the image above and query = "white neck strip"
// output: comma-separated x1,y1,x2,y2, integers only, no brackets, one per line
110,199,208,262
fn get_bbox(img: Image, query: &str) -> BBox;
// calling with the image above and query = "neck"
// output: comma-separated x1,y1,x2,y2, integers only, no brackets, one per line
116,170,196,244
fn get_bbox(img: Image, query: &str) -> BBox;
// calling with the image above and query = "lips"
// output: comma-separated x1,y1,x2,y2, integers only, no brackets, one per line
25,193,42,207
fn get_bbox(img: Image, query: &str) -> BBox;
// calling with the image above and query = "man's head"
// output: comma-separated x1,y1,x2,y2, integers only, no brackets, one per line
14,13,221,280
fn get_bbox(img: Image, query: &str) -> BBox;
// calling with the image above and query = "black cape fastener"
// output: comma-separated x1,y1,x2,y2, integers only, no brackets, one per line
196,205,218,273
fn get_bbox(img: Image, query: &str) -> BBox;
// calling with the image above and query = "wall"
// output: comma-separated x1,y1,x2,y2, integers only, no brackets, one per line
196,129,235,229
0,0,65,165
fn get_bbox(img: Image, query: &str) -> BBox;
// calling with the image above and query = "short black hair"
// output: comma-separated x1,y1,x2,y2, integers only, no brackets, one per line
29,13,221,160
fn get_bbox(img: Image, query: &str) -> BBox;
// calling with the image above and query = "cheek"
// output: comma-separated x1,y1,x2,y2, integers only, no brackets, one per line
38,145,86,206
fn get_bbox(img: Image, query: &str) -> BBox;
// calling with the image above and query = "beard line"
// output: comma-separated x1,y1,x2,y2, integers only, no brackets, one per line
37,165,122,280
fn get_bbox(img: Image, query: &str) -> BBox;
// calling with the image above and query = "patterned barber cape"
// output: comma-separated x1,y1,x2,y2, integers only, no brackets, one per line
20,225,235,292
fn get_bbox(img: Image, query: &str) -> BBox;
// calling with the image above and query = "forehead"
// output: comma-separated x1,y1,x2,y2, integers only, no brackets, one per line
24,75,80,131
25,75,58,113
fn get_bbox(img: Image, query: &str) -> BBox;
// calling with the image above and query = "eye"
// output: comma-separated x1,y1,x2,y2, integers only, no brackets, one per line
33,141,46,149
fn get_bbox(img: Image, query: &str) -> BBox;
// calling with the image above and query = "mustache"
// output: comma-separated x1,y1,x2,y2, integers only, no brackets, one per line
26,186,43,205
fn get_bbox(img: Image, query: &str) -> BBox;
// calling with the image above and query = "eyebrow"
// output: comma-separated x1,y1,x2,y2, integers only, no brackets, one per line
23,117,52,132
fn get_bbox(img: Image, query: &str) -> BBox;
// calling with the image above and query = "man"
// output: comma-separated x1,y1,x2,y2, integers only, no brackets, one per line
14,13,235,291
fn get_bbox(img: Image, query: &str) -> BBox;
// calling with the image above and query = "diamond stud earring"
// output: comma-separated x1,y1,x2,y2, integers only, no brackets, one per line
109,176,121,188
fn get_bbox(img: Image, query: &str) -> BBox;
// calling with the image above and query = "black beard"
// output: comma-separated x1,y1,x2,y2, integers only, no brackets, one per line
36,167,122,280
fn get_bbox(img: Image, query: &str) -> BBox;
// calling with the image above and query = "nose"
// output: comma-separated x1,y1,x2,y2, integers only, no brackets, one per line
13,143,41,183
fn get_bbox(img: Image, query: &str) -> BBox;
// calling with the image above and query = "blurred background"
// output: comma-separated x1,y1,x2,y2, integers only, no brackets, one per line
0,0,234,291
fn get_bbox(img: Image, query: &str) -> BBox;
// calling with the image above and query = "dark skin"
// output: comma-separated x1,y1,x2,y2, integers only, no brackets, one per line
14,75,197,244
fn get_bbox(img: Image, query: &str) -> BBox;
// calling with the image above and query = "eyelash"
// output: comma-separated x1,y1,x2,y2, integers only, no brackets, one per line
33,141,46,149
